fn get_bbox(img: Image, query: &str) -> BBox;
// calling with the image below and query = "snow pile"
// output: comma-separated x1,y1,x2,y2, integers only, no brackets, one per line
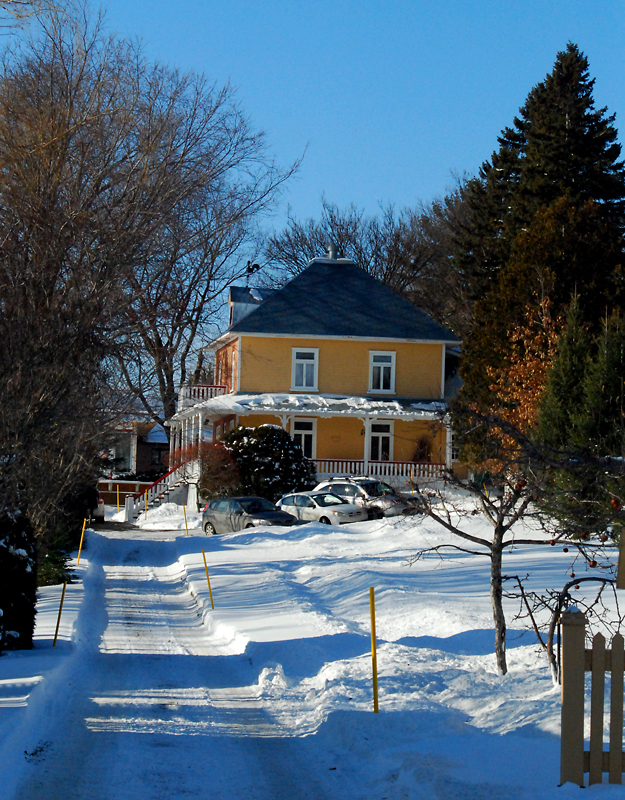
133,502,202,531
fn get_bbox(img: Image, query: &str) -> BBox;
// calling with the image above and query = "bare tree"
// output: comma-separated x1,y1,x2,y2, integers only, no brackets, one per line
411,474,550,675
412,400,625,675
116,83,295,426
0,5,294,537
264,179,473,336
0,1,49,26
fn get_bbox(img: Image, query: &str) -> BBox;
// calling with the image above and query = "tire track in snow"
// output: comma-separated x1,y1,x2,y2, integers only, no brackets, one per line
11,529,330,800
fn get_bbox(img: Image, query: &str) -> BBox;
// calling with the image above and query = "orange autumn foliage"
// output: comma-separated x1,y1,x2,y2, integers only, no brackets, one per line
483,299,561,463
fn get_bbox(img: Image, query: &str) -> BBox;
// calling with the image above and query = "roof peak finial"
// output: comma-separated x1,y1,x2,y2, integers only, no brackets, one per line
328,241,337,260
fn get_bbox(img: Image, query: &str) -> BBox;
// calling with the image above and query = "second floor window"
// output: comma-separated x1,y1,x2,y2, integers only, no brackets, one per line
292,348,318,391
369,351,396,393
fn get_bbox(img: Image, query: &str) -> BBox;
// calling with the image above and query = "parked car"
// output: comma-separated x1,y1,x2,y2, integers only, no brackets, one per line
314,477,410,518
202,496,297,534
276,490,369,524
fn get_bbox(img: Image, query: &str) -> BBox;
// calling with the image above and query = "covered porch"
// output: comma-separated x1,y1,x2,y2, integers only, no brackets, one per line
168,391,452,486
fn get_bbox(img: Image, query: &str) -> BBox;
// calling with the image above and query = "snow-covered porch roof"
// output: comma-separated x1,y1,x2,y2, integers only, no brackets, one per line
168,392,447,424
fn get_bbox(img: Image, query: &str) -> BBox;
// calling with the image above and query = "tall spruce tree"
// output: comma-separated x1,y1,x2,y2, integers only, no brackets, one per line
573,314,625,455
536,297,590,449
459,43,625,412
535,312,625,539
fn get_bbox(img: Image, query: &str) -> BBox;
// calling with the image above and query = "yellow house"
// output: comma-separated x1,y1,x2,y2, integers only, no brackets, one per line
168,252,461,484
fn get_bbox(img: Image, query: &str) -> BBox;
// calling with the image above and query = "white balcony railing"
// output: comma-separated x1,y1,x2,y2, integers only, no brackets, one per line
178,384,228,410
312,459,446,482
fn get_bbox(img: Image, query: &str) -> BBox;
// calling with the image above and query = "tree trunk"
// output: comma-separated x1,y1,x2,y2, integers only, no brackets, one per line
490,539,507,675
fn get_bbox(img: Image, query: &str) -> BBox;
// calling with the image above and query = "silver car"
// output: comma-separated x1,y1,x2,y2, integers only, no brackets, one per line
314,477,409,518
277,491,368,525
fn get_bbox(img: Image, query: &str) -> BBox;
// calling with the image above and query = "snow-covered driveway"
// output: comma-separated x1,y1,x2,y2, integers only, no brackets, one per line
0,509,611,799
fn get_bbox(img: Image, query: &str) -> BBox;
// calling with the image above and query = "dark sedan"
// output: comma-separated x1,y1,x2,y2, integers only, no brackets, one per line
202,496,297,534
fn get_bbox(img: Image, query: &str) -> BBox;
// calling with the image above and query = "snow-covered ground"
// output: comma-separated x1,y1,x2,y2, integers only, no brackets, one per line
0,498,623,799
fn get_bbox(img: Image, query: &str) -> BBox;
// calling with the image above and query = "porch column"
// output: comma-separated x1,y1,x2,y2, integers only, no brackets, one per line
445,419,453,470
169,423,175,465
130,427,137,474
363,416,371,476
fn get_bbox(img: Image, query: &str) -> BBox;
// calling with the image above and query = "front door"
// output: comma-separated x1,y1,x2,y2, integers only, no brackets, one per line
370,422,392,461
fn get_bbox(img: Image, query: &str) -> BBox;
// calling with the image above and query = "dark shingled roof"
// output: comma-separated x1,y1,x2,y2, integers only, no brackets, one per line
227,258,460,342
229,286,276,304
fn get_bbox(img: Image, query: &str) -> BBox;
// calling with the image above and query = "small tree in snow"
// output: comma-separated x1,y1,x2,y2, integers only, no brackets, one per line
220,425,316,501
411,472,549,675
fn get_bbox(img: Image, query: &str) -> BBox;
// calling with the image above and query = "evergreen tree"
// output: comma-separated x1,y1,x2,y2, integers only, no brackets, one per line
459,43,625,411
573,314,625,455
536,297,590,449
535,310,625,539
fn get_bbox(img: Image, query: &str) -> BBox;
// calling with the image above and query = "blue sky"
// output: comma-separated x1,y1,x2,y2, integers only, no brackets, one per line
100,0,625,231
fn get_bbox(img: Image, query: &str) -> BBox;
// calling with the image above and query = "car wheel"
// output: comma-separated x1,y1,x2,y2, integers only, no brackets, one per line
204,522,217,535
319,517,331,525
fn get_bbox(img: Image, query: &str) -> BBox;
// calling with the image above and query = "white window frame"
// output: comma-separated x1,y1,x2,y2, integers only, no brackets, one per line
370,419,394,462
291,347,319,392
291,416,317,459
368,351,396,394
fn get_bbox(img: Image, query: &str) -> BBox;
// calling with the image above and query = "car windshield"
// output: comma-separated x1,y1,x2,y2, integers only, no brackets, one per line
358,481,396,497
312,493,346,507
239,498,278,513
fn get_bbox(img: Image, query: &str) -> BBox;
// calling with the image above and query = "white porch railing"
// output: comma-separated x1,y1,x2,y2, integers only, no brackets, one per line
312,459,446,481
178,384,228,410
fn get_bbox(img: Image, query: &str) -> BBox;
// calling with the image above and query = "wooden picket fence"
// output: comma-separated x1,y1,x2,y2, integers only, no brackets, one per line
560,608,625,786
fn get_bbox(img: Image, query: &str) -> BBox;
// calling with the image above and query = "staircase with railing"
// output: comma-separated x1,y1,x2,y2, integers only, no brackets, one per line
125,460,200,521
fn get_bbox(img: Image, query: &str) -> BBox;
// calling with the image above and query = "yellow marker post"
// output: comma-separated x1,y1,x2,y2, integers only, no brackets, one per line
76,518,87,566
117,484,120,512
52,582,67,647
370,586,379,713
202,549,215,609
183,506,189,538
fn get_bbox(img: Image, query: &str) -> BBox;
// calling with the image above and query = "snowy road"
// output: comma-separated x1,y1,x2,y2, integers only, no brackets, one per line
11,529,333,800
0,505,613,799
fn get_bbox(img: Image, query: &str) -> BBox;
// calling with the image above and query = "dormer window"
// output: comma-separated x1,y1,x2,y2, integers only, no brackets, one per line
292,348,318,391
369,351,396,393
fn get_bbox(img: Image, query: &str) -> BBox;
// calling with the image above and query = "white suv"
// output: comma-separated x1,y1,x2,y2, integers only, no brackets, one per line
314,477,410,518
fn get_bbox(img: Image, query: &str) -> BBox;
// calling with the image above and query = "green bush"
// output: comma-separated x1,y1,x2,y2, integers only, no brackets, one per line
217,425,316,501
0,510,37,652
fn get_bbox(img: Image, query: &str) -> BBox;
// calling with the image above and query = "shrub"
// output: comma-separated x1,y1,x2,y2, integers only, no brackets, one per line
218,425,316,501
198,443,240,499
0,510,37,652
